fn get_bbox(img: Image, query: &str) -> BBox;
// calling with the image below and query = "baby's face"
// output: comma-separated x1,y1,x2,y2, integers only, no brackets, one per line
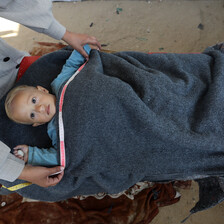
10,86,56,126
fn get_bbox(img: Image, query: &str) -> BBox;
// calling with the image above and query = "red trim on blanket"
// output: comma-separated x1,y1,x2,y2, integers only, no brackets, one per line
58,61,87,167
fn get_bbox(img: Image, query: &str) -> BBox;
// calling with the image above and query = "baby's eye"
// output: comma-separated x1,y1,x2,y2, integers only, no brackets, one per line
32,97,36,104
30,112,35,119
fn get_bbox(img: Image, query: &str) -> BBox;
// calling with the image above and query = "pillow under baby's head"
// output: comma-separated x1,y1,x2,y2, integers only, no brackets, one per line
0,49,72,149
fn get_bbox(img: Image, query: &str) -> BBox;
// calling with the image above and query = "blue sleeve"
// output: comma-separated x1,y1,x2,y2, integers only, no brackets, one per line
51,44,91,95
47,117,58,149
28,146,58,166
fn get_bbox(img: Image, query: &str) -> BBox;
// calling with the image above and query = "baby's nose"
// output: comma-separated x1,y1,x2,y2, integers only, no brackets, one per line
36,104,45,113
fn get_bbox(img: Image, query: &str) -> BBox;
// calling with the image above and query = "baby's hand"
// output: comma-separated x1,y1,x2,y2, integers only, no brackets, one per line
13,145,29,163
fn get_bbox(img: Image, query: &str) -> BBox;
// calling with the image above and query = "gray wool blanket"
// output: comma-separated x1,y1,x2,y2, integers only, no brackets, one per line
56,49,224,201
1,46,224,214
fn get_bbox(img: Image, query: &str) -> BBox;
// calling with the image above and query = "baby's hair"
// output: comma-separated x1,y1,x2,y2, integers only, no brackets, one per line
5,85,34,123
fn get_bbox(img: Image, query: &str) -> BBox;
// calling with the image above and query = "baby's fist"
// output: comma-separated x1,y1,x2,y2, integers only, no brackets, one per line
13,145,29,163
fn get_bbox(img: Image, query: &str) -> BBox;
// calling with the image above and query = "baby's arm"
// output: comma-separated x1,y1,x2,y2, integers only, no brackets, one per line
28,146,58,166
62,44,91,73
13,145,64,187
13,145,58,166
51,44,91,94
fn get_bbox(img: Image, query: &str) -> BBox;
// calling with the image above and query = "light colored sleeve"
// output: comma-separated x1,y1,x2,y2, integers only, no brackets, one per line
0,141,25,182
28,146,58,167
28,118,58,167
0,0,66,40
51,44,91,94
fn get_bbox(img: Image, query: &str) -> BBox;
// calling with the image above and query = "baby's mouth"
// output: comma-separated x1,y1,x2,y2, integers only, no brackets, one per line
47,105,50,115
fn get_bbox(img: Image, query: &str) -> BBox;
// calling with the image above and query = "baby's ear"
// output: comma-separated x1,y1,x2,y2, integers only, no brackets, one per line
36,86,49,93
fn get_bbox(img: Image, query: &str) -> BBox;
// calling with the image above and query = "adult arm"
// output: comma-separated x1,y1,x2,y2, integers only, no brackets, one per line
0,0,101,57
0,0,65,40
18,165,64,187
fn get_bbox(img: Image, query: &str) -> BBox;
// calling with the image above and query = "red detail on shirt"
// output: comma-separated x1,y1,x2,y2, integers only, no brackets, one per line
17,56,40,81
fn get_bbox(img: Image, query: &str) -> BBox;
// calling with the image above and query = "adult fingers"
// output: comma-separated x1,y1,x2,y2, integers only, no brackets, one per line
47,169,64,187
76,46,89,59
83,36,101,50
77,36,101,58
49,171,64,186
47,166,64,176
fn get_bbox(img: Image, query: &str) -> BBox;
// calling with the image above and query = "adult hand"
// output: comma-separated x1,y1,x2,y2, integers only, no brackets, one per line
18,165,64,187
62,30,101,59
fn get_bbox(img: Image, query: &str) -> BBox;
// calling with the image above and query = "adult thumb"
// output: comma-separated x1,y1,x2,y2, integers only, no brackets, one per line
48,166,64,176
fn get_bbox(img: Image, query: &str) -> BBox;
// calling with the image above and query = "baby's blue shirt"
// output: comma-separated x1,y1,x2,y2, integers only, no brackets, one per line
28,45,91,166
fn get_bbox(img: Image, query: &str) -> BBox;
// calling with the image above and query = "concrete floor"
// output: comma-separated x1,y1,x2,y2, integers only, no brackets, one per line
1,0,224,223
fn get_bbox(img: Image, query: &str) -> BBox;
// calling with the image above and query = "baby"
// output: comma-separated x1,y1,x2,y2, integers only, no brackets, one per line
5,85,58,166
5,45,91,166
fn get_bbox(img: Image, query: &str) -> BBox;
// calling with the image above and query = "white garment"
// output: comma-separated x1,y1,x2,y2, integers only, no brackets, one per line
0,0,66,40
0,142,24,182
0,38,29,98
